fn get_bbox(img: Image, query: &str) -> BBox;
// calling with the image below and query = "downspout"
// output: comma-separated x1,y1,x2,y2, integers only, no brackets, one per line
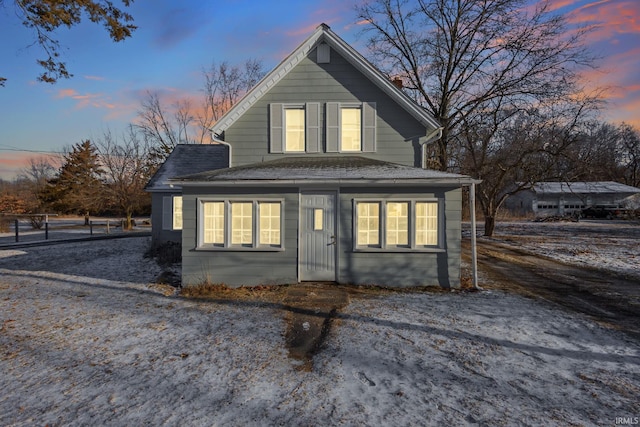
419,127,443,169
469,181,481,290
212,133,232,168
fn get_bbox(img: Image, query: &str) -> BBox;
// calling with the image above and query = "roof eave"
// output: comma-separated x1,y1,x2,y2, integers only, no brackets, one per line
171,177,479,187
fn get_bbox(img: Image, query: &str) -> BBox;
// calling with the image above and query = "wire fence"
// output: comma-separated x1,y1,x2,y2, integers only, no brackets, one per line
0,215,150,246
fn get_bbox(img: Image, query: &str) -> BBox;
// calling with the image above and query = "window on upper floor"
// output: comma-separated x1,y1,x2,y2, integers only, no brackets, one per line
341,107,362,151
270,103,320,153
162,195,182,231
270,101,376,154
326,102,376,153
354,199,441,251
284,107,306,152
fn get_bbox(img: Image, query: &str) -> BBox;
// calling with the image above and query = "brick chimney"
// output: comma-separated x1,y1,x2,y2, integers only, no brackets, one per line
392,77,403,89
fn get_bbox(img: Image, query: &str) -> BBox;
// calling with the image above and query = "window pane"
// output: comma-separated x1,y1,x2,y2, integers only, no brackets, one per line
314,208,323,231
173,196,183,230
416,202,438,245
386,202,408,246
259,202,281,246
231,202,253,245
285,108,305,152
356,202,379,246
341,107,361,151
203,202,224,244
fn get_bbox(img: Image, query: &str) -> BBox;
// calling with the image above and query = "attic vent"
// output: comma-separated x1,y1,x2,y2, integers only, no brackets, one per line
317,43,330,63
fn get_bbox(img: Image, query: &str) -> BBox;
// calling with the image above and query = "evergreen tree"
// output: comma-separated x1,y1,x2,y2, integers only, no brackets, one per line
42,140,105,222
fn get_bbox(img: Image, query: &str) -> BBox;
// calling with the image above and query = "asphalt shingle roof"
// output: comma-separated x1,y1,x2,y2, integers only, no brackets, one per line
173,156,473,183
145,144,229,191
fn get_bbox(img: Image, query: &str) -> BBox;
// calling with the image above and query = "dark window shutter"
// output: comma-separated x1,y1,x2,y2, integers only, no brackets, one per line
326,102,339,152
306,102,320,153
362,102,377,152
269,103,284,153
162,196,172,230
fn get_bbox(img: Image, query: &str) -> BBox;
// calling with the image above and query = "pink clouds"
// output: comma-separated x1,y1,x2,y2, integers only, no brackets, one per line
567,0,640,37
0,152,60,181
55,88,116,110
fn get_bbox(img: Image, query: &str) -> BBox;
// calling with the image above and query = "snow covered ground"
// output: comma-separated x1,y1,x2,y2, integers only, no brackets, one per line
1,226,639,426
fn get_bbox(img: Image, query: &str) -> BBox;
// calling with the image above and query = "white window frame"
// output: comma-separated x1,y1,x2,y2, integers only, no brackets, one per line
326,102,376,153
284,106,306,152
163,195,183,231
340,104,362,152
270,103,320,153
353,199,442,251
197,199,284,251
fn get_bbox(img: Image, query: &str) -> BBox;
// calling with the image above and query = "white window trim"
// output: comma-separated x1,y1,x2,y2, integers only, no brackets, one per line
339,103,363,153
326,102,376,153
197,198,284,251
352,198,444,252
284,104,306,153
163,195,183,231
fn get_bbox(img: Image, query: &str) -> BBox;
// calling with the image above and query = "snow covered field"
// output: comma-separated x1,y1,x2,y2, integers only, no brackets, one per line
1,227,639,426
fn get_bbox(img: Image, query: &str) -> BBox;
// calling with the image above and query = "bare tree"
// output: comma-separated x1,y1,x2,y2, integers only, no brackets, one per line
97,126,153,229
198,59,265,138
136,91,196,160
357,0,598,171
137,59,265,162
458,93,599,235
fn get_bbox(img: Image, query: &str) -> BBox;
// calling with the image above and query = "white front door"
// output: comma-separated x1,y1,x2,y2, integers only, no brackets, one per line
300,192,336,281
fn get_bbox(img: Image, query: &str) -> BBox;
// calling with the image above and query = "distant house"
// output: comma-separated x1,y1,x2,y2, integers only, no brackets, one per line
505,181,640,217
166,24,478,288
145,144,229,246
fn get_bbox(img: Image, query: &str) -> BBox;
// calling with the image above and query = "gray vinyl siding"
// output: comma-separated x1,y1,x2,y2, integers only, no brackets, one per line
150,192,181,246
181,187,300,287
180,184,463,288
224,50,426,168
337,186,462,288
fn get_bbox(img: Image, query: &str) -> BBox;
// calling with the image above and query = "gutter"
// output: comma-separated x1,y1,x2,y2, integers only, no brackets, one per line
212,133,232,168
417,127,443,169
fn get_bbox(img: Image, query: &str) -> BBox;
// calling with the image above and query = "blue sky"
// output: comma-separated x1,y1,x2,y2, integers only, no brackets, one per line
0,0,638,180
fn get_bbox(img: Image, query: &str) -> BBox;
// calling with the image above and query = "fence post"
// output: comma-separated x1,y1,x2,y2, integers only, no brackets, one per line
45,222,49,240
14,219,19,242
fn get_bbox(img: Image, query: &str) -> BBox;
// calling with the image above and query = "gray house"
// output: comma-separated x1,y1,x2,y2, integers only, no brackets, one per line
145,144,229,246
505,181,640,217
171,24,478,288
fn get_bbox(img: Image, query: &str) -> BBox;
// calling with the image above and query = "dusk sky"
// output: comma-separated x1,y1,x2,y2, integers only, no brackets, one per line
0,0,638,180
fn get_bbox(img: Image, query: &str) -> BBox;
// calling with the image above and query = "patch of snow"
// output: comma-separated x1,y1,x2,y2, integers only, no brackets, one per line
1,234,639,425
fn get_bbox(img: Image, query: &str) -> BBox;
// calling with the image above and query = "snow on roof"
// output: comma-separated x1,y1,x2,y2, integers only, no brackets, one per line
173,156,475,184
145,144,229,191
533,181,640,195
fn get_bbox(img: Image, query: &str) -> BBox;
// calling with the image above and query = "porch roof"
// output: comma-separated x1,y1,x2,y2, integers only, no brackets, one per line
171,156,477,186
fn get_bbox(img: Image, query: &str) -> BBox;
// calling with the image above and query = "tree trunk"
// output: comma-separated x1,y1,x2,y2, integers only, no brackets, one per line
84,212,90,226
484,215,496,237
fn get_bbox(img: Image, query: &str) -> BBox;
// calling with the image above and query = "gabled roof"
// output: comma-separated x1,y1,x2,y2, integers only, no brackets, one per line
211,23,441,136
172,156,476,186
145,144,229,192
532,181,640,195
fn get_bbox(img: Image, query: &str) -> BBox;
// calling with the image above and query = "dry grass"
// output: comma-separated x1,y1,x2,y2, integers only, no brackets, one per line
179,282,289,303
